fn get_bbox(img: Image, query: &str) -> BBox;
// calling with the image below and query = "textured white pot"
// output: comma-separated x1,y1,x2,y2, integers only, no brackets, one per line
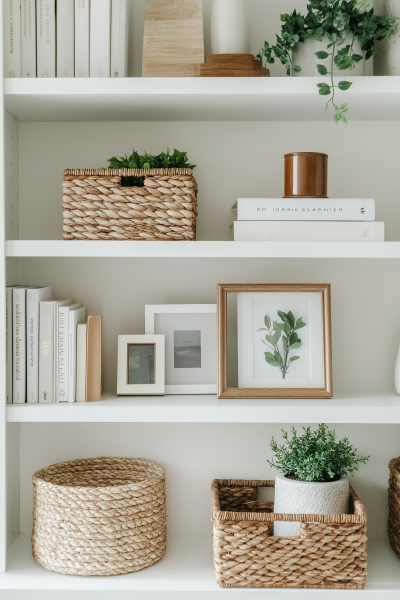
373,0,400,75
292,35,365,77
395,341,400,394
210,0,251,55
273,473,349,537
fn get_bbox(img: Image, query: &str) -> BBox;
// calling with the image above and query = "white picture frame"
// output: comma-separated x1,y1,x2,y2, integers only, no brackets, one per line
117,335,165,396
145,305,217,395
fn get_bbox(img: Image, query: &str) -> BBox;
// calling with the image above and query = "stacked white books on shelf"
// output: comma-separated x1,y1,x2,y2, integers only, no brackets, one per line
6,286,101,405
231,198,384,241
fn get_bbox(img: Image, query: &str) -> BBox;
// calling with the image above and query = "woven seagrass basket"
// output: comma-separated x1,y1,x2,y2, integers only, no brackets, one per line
212,479,367,590
32,457,167,576
62,168,197,241
388,457,400,558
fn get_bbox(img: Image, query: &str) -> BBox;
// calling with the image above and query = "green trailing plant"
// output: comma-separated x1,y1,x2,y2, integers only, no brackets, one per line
268,424,370,482
257,310,306,379
257,0,399,123
103,147,196,187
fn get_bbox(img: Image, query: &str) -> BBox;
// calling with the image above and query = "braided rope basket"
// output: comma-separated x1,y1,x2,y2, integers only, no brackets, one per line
32,457,167,576
62,169,197,241
212,479,367,590
388,457,400,558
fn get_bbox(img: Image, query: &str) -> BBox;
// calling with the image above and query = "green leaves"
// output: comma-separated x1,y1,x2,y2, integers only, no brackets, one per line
290,356,300,363
264,352,280,367
338,81,353,90
314,50,329,59
294,317,306,330
316,64,328,75
264,314,271,329
317,82,332,96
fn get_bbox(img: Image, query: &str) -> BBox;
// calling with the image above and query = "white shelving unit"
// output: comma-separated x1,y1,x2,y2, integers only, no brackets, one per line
2,3,400,597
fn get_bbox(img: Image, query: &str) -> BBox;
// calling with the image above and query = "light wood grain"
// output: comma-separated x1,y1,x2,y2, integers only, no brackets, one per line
217,284,333,399
193,54,270,78
143,0,205,77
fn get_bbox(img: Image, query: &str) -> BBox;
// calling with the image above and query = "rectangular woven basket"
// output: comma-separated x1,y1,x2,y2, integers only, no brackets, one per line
388,457,400,558
211,479,367,590
62,168,197,241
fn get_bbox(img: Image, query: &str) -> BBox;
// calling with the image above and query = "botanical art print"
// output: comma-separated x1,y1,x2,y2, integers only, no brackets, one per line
257,310,306,380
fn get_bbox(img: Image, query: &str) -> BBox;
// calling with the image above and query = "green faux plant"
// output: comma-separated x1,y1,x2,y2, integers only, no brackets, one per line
256,310,306,380
268,424,370,482
103,147,196,187
257,0,399,123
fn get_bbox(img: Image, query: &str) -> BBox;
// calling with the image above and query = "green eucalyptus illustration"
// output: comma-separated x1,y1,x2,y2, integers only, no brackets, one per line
257,310,307,380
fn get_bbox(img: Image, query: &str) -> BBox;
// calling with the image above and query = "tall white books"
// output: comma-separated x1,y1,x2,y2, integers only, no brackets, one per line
111,0,128,77
26,286,52,403
75,0,90,77
76,322,87,402
6,287,13,404
90,0,111,77
4,0,22,77
37,0,56,77
54,299,72,402
232,221,385,242
13,287,28,404
57,302,81,402
21,0,36,77
68,306,86,402
57,0,75,77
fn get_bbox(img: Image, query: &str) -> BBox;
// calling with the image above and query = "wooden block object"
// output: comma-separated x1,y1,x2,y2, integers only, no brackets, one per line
193,54,270,77
86,315,102,402
143,0,205,77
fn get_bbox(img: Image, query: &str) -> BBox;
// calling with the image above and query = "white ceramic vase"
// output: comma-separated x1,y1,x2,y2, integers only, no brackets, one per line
373,0,400,75
395,341,400,394
273,473,349,537
292,35,365,77
210,0,251,55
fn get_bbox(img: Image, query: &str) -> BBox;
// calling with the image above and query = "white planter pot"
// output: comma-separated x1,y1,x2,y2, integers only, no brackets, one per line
273,473,349,537
292,35,365,77
373,0,400,75
210,0,251,55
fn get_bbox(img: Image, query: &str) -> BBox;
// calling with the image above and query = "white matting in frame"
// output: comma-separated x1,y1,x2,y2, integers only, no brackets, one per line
145,305,217,394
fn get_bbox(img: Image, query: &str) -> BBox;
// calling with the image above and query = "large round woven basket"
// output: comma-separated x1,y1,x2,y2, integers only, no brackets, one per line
388,457,400,558
32,457,167,576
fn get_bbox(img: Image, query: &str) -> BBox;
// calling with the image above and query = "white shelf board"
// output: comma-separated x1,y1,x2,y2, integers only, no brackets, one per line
1,534,400,594
6,240,400,259
6,391,400,424
4,77,400,122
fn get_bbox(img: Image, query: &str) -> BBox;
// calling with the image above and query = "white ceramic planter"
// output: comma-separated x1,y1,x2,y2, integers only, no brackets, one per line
273,473,349,537
395,341,400,394
292,35,365,77
210,0,251,55
373,0,400,75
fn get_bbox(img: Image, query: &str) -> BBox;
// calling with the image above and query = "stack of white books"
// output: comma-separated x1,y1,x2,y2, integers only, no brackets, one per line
231,198,384,241
6,285,101,404
4,0,129,79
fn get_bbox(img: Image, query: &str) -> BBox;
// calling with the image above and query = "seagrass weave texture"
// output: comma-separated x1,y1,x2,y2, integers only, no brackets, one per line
212,479,367,590
62,169,197,241
388,457,400,559
32,457,167,576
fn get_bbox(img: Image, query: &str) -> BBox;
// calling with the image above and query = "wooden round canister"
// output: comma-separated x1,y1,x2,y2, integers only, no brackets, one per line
284,152,328,198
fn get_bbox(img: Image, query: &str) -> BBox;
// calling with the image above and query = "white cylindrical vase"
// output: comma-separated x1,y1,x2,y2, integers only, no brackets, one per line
395,341,400,394
292,35,365,76
210,0,251,55
373,0,400,75
273,473,349,537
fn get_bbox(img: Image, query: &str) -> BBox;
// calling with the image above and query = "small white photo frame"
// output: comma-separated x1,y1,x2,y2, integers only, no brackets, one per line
117,335,165,396
145,305,217,395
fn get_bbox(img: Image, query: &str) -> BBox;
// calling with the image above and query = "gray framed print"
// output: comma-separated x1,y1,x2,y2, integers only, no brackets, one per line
117,335,165,395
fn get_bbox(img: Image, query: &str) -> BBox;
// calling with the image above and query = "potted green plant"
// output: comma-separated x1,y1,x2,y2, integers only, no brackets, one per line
268,424,369,536
257,0,399,122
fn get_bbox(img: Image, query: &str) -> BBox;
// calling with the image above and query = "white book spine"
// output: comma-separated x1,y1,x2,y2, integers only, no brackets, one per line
13,288,26,404
233,221,385,242
4,0,22,77
39,300,54,403
111,0,128,77
6,288,13,404
57,0,75,77
21,0,36,77
75,0,90,77
57,307,69,401
37,0,56,77
68,307,86,402
76,322,87,402
90,0,111,77
236,198,376,222
26,286,52,403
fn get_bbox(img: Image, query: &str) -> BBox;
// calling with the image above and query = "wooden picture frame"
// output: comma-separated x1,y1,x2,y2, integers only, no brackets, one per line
117,335,165,396
217,284,332,399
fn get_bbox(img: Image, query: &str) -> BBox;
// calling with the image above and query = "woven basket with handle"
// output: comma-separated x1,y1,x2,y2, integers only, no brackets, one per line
388,457,400,558
212,479,367,590
62,168,197,241
32,457,167,576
